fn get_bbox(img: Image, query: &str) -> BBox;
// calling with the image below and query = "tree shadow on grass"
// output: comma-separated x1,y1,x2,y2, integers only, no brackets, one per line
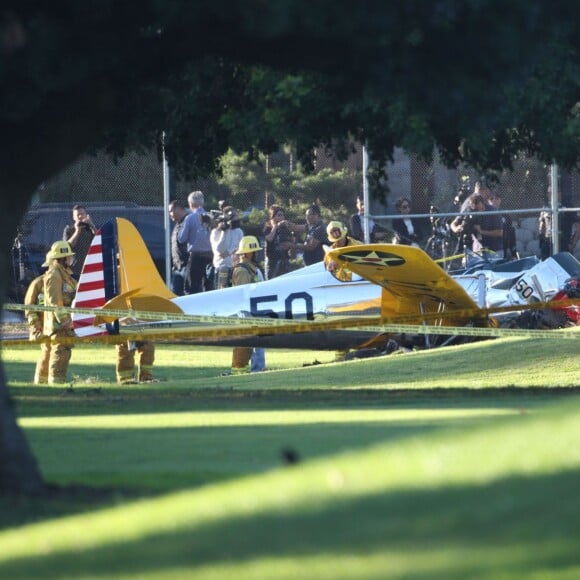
6,387,580,534
23,419,459,480
0,405,516,531
1,468,579,579
11,385,580,419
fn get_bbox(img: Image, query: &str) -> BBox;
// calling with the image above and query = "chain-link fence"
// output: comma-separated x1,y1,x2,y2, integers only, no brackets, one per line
370,150,580,269
10,146,580,300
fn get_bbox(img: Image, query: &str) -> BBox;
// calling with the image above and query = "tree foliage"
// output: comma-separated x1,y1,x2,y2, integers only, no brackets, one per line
217,150,271,204
1,1,579,493
4,1,579,190
282,168,362,208
217,149,362,209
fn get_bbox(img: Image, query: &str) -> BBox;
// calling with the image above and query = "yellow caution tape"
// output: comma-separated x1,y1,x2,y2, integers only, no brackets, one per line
3,303,284,327
432,248,502,264
120,319,579,342
3,314,579,348
5,297,580,327
433,252,465,264
3,298,579,348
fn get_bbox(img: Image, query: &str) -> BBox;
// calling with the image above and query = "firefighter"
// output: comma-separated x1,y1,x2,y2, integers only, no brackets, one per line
42,241,77,384
24,273,50,384
116,341,156,384
324,221,362,282
323,222,363,362
230,236,266,374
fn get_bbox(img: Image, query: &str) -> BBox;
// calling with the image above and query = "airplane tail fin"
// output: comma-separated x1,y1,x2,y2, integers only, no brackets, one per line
72,221,115,337
116,217,175,299
73,217,183,334
73,217,179,336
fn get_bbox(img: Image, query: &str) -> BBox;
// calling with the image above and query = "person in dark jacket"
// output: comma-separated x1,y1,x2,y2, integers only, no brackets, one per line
63,204,97,280
168,199,190,295
263,205,295,279
293,204,329,266
350,195,386,243
392,197,423,247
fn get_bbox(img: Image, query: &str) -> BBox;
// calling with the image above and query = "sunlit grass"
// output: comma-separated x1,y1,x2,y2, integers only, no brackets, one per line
2,335,580,578
5,333,579,390
3,343,336,386
1,397,580,578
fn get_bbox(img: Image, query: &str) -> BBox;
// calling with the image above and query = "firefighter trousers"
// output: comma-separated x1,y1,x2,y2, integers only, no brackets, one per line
116,342,155,384
34,342,51,384
232,347,253,374
48,331,73,384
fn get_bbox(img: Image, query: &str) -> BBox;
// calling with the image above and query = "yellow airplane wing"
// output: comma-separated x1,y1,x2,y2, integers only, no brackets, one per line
328,244,486,326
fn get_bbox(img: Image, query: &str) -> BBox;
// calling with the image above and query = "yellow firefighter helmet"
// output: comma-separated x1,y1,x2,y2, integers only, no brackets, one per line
236,235,261,254
42,240,75,266
326,221,348,242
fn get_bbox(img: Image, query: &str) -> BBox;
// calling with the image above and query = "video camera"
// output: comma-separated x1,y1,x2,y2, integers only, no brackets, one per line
208,200,238,230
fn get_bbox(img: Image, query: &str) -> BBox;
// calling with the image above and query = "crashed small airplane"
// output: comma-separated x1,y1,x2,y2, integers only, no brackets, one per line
72,218,580,351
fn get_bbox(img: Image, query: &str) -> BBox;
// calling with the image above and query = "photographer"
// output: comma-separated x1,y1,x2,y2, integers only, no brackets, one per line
292,204,328,266
451,193,503,262
263,204,296,279
63,204,97,280
210,206,244,288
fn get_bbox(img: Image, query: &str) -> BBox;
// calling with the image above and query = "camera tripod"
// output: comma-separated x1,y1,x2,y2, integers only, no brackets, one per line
9,230,34,303
423,223,454,271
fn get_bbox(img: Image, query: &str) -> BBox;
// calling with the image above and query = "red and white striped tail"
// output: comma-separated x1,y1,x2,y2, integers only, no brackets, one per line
72,231,109,337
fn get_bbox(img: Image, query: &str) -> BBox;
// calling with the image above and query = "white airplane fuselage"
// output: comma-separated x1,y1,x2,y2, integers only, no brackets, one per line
174,262,379,318
172,263,383,349
169,253,579,349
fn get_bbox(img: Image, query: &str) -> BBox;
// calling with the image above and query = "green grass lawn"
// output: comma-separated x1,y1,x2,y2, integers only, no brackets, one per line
1,336,580,578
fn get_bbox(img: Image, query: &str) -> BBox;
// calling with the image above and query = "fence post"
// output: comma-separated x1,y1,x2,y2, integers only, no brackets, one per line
362,145,370,243
550,163,559,254
162,132,171,286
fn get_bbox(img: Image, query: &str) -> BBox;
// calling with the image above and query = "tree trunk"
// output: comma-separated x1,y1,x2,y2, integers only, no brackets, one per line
0,365,45,494
0,190,46,494
0,74,116,494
